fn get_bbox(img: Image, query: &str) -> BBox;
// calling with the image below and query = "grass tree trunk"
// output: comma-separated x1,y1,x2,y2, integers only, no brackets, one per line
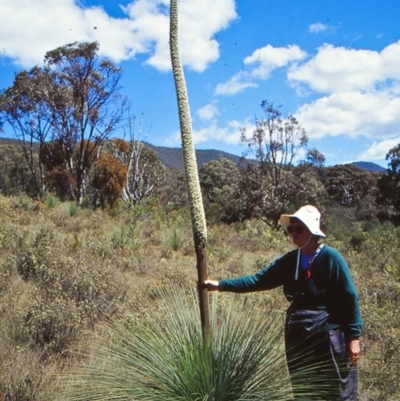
169,0,211,341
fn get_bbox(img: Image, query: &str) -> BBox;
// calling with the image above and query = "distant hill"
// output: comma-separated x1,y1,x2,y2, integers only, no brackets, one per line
0,137,242,169
0,137,387,172
145,143,242,169
149,145,388,173
350,161,386,173
147,144,388,173
0,137,20,146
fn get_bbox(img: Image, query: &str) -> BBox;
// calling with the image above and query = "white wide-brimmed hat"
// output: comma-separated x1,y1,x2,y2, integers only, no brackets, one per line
280,205,326,238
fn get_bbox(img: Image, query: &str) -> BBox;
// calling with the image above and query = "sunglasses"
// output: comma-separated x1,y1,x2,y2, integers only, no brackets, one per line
287,225,304,234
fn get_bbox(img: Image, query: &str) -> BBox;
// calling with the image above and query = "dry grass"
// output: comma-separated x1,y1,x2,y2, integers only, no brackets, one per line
0,194,400,400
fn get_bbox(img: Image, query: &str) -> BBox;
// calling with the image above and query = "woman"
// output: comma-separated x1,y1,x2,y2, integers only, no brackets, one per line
204,205,362,400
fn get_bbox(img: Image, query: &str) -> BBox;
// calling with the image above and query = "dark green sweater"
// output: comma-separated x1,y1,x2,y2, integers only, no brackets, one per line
219,245,362,340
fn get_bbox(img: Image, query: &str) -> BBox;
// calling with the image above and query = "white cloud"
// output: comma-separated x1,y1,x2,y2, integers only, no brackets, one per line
380,41,400,79
215,44,306,96
244,44,306,79
295,91,400,140
288,41,400,94
123,0,237,71
287,40,400,147
164,130,182,146
178,0,237,72
309,22,328,33
165,118,249,146
0,0,237,71
358,138,400,161
197,102,219,120
0,0,138,67
214,71,258,96
193,119,245,145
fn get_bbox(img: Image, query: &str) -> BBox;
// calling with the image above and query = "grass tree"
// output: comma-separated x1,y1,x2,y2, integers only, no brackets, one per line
54,283,293,401
169,0,210,339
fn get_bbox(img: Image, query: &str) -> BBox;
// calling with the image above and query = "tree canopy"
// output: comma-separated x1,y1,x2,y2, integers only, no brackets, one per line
239,100,323,227
0,42,126,202
376,144,400,222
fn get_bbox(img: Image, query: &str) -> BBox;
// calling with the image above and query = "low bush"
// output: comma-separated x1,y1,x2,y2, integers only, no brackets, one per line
10,225,126,357
0,342,50,401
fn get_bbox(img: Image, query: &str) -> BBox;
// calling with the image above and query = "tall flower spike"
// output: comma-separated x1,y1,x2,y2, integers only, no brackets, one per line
169,0,210,341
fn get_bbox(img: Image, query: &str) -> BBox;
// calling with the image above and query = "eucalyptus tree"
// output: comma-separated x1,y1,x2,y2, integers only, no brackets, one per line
45,42,126,204
200,158,238,205
0,42,127,202
377,143,400,222
199,158,250,224
169,0,210,339
324,164,374,208
0,67,53,195
239,100,316,227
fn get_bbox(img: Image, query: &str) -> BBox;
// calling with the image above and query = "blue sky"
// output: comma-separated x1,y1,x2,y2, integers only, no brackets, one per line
1,0,399,167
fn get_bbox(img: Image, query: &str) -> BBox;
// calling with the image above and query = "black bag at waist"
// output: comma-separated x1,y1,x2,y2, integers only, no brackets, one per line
287,309,329,333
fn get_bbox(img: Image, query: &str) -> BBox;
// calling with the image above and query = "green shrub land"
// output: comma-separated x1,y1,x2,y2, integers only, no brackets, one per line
0,193,399,400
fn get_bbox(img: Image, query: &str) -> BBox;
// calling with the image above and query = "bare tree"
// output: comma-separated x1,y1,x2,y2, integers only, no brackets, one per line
113,116,164,205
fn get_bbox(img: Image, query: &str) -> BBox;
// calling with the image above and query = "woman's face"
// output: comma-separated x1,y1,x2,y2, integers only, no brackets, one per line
287,219,312,249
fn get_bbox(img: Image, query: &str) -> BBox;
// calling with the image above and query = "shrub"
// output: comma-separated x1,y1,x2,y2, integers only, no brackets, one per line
24,295,85,356
324,206,357,241
68,201,79,216
92,154,127,208
2,194,400,400
168,227,182,251
112,224,141,253
345,225,400,400
0,342,50,401
44,194,59,208
349,232,365,251
13,225,125,357
358,223,400,276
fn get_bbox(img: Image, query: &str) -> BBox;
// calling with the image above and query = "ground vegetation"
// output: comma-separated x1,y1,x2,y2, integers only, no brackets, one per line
0,194,399,400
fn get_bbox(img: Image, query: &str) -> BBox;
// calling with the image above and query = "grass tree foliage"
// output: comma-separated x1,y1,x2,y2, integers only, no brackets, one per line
56,283,292,401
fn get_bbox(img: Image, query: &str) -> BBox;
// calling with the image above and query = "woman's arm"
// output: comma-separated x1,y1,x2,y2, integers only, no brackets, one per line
204,251,296,294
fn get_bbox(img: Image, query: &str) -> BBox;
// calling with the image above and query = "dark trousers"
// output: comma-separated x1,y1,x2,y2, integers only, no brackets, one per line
285,326,358,400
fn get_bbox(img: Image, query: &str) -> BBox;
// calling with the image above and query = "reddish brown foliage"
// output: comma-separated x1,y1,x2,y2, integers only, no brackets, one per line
114,138,130,153
92,154,127,207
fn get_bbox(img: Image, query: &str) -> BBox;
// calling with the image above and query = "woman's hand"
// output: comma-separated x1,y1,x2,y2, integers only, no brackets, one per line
203,279,220,291
348,339,361,363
